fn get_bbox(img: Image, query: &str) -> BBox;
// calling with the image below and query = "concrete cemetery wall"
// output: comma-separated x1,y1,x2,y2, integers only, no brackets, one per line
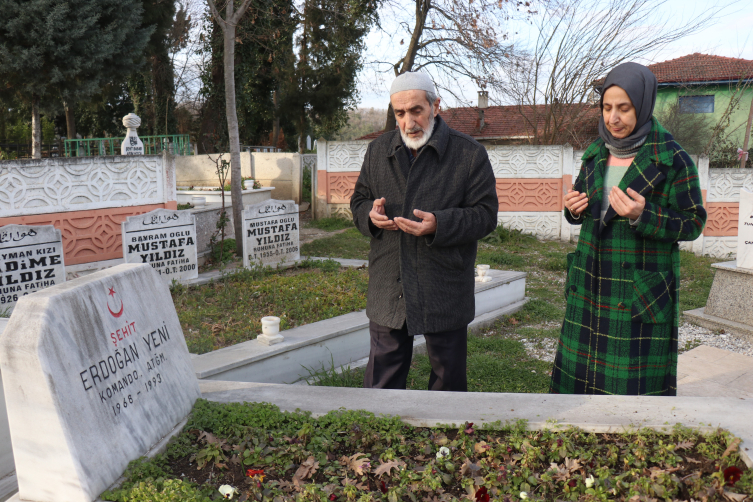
314,139,749,258
175,152,303,203
0,153,178,266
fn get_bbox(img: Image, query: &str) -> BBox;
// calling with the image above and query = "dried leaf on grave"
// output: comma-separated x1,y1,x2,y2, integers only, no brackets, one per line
414,454,428,461
340,453,371,475
375,460,405,477
723,490,749,502
460,459,481,477
474,441,490,455
292,456,319,487
675,440,695,450
239,493,249,502
322,484,337,494
432,433,449,446
277,480,295,493
549,462,570,482
686,457,702,464
563,457,581,472
342,477,357,486
722,438,742,459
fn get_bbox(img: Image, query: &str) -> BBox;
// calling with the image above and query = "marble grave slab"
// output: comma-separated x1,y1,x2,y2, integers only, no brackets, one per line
242,199,300,268
0,263,200,502
0,224,65,312
122,208,198,284
737,188,753,271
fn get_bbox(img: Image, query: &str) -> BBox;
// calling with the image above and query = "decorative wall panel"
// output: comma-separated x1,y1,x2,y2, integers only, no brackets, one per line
330,205,353,220
326,142,369,172
496,212,561,240
708,169,753,202
496,179,563,212
486,146,563,178
0,156,169,218
704,202,739,236
702,237,737,259
0,203,176,265
327,173,361,204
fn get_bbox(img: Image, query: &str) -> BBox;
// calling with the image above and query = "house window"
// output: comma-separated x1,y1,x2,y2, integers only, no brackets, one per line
679,95,714,114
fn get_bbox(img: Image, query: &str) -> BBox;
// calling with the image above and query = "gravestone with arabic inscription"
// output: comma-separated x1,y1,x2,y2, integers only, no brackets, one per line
242,199,300,268
122,209,198,283
0,224,65,312
0,263,200,502
737,188,753,271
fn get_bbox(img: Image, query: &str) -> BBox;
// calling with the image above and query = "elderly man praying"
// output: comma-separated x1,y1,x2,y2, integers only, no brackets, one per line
350,72,498,391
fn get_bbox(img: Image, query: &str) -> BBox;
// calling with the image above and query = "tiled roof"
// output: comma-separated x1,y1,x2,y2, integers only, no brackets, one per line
358,104,600,148
648,53,753,83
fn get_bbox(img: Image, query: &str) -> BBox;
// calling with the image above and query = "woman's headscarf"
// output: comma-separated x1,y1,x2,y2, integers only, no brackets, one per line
598,62,658,149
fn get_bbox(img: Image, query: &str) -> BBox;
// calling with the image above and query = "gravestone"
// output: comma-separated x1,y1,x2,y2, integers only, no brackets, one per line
122,208,198,283
120,113,144,156
737,188,753,271
0,224,65,312
242,199,300,268
0,263,200,502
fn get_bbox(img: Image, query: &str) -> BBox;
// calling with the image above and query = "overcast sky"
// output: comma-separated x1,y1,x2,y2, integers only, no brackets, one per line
355,0,753,110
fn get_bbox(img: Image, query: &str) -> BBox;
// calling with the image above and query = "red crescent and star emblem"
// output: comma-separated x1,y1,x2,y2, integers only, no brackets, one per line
107,286,124,318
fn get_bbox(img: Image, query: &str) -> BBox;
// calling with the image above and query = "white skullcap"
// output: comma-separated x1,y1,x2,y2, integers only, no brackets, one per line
390,72,436,96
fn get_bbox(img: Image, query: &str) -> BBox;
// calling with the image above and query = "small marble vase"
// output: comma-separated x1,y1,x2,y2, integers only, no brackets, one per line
475,264,492,283
191,196,206,207
258,316,284,346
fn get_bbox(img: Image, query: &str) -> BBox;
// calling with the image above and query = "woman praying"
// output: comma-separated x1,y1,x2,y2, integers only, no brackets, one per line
550,62,707,396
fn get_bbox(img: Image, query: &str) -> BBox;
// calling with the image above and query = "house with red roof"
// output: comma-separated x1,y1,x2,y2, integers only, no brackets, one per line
359,93,600,149
648,53,753,149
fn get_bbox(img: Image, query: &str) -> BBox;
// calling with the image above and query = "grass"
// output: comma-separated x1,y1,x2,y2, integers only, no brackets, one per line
102,399,753,502
306,225,725,392
305,216,355,231
301,227,370,259
171,259,368,354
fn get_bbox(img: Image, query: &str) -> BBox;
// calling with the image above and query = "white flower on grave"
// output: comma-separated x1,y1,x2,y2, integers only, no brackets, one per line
219,485,239,499
436,446,450,459
519,492,528,500
585,475,595,488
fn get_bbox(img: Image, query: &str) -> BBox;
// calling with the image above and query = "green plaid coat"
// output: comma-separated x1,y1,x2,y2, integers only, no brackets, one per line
550,119,706,396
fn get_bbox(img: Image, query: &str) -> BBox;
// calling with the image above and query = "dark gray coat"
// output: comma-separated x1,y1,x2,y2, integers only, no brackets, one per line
350,115,498,335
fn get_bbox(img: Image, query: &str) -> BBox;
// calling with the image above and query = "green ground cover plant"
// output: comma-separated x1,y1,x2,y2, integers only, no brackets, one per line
102,400,752,502
307,217,356,232
171,260,368,354
301,228,371,260
303,226,725,392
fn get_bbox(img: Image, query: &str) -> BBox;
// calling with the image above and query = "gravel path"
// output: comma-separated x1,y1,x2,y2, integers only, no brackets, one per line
509,322,753,363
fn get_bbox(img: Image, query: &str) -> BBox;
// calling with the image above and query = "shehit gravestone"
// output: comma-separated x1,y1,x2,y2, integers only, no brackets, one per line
0,224,65,312
0,263,200,502
242,199,300,268
737,188,753,271
122,208,198,284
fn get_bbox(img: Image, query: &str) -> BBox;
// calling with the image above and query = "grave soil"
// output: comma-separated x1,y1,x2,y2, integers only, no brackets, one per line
101,400,753,502
172,260,368,354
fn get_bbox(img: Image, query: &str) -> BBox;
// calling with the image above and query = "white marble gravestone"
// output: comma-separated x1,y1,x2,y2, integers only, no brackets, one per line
242,199,300,268
120,113,144,156
122,209,198,284
0,224,65,312
737,188,753,271
0,263,200,502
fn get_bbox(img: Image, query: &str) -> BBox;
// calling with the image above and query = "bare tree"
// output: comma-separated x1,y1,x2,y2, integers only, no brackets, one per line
373,0,534,131
205,0,254,256
502,0,725,147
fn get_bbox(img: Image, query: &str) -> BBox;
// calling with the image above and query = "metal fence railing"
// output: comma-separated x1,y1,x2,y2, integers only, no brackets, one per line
0,142,64,159
63,134,192,157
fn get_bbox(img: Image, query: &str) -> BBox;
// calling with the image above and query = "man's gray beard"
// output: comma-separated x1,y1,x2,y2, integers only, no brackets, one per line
400,113,435,150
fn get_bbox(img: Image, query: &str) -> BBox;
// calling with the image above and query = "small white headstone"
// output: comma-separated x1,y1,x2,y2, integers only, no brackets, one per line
0,224,65,312
122,209,199,283
737,188,753,271
0,264,200,502
306,135,312,151
243,199,300,268
121,113,144,156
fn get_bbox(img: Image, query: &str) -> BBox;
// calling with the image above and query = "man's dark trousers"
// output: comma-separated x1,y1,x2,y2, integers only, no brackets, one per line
363,321,468,391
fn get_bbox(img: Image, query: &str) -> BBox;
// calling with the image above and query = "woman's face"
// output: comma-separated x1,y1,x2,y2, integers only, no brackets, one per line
602,85,637,139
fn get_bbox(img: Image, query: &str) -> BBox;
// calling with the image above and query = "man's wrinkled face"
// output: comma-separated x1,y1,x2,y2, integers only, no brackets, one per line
391,90,441,150
602,85,637,139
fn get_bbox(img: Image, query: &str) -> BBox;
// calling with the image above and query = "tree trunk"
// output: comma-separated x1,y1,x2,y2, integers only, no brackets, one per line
222,11,244,257
271,88,281,149
298,110,305,153
31,95,42,159
741,94,753,169
384,102,396,132
64,102,76,140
